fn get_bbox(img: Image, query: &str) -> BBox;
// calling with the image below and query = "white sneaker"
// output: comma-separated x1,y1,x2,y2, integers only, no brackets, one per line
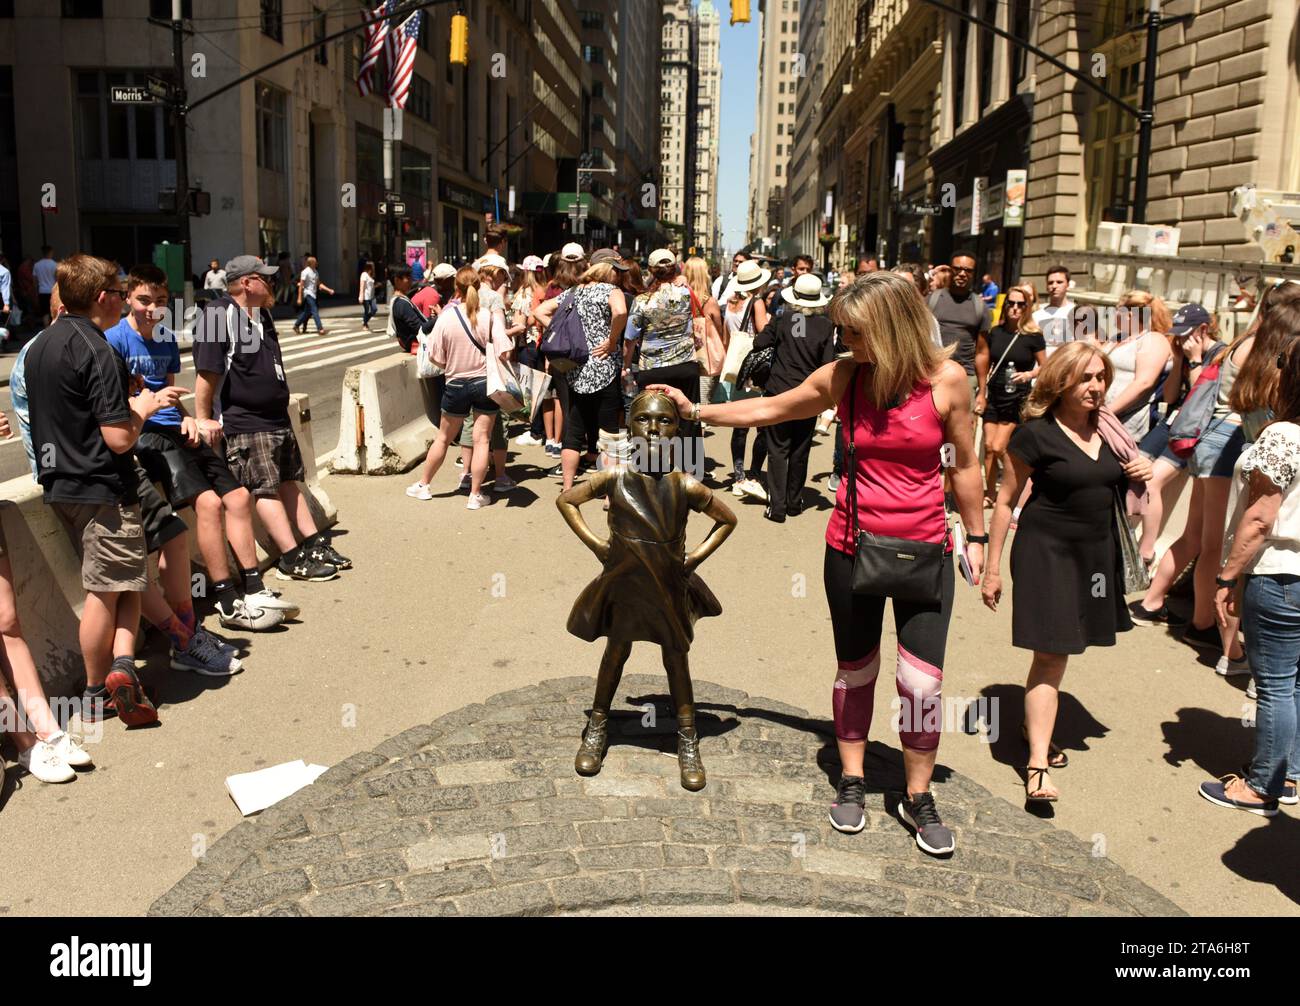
827,473,842,493
243,589,300,620
514,432,545,446
466,492,490,510
494,475,518,492
18,741,75,783
1246,678,1258,700
216,597,286,632
47,731,93,769
731,479,747,497
406,481,433,500
739,478,769,502
1216,654,1251,677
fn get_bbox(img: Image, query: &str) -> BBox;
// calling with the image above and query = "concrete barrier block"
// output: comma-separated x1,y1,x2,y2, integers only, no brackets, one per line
0,481,91,699
332,353,436,475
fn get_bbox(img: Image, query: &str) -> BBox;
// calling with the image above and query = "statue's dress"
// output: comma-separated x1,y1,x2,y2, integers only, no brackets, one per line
566,466,722,650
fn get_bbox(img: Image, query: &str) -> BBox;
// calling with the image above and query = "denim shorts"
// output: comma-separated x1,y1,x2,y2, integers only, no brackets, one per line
441,376,499,419
1188,415,1245,478
1138,418,1187,471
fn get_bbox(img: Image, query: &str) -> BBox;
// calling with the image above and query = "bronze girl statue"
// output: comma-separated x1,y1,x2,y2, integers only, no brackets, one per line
556,391,737,790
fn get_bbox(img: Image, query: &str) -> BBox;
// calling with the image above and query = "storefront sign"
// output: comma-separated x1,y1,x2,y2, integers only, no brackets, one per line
1003,169,1027,228
981,183,1005,224
438,179,489,215
954,196,972,235
971,177,988,236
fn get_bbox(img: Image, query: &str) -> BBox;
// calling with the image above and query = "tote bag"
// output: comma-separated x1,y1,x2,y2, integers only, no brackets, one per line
719,299,756,384
453,307,524,413
689,289,726,377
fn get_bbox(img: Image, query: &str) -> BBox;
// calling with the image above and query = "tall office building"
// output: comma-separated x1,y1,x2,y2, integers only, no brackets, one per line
746,0,800,251
614,0,664,251
693,2,722,258
785,0,823,257
658,0,722,257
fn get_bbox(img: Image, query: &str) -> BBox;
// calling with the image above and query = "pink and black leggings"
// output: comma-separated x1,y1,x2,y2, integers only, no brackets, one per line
822,544,954,751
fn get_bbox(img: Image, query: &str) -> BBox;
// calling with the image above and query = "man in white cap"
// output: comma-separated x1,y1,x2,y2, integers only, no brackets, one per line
413,261,458,317
712,250,750,302
750,273,837,521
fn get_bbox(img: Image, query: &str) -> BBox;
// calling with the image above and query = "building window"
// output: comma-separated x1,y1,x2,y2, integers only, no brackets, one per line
583,45,604,63
409,74,433,122
62,0,102,15
255,82,288,172
258,217,287,260
261,0,282,42
75,70,172,163
1011,0,1031,91
313,8,328,65
579,9,603,29
1084,59,1141,238
592,80,603,99
779,61,786,74
776,164,782,176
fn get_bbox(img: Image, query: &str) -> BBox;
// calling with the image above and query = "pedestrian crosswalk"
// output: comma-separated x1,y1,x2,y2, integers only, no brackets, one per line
175,320,402,380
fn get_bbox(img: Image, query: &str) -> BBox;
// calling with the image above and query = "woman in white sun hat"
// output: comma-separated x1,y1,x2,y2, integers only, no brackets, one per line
718,258,772,499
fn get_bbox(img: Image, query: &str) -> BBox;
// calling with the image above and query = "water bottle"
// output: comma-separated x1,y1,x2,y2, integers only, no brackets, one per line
622,369,638,399
1003,363,1017,395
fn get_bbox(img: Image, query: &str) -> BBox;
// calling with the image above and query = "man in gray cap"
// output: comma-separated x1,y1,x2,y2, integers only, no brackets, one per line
192,255,350,583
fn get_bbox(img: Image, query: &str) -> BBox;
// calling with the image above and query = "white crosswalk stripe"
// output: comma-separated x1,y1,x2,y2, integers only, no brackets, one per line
176,324,402,378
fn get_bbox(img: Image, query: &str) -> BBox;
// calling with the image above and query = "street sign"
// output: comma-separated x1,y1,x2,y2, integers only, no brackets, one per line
146,74,174,102
379,201,406,217
971,177,988,236
111,85,158,105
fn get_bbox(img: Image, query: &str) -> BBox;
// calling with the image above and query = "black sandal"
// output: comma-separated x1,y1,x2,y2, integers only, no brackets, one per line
1022,723,1068,768
1025,767,1058,804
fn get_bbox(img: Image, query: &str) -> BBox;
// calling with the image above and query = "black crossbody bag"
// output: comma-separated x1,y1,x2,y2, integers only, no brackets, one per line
844,366,946,603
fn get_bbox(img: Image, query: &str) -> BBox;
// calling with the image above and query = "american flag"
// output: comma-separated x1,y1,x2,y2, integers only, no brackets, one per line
356,0,396,98
386,10,423,110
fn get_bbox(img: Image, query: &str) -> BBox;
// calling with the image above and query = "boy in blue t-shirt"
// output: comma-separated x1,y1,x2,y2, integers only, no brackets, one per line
108,264,298,632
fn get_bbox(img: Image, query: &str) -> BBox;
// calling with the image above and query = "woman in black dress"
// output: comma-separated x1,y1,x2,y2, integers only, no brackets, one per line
974,283,1047,508
981,342,1153,803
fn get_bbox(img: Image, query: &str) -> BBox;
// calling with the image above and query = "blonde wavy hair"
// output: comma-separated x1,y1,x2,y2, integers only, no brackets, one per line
579,262,618,285
1022,341,1113,420
683,256,712,303
828,272,952,407
1003,283,1042,335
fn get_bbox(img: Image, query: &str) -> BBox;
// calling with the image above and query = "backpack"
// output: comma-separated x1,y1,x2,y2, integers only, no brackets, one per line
1167,344,1228,458
539,289,589,375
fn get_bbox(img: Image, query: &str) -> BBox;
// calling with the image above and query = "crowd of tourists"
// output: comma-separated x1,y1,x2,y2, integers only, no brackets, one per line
3,234,1297,867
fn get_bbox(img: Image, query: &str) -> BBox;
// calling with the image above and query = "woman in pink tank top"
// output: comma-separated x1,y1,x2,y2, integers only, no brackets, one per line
649,272,986,856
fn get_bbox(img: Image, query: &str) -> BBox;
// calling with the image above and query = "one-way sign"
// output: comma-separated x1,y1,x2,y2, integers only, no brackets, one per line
111,85,158,104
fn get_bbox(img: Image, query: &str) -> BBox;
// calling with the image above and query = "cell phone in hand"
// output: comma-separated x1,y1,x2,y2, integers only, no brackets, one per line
951,522,978,587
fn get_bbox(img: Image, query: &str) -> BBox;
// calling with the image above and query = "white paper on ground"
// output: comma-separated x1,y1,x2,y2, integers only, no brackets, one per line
225,760,329,816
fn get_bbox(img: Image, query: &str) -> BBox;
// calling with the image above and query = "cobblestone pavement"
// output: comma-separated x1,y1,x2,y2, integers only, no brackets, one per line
151,676,1185,918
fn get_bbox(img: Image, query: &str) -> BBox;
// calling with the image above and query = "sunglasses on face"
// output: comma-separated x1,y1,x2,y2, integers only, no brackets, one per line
1005,300,1026,308
951,266,974,274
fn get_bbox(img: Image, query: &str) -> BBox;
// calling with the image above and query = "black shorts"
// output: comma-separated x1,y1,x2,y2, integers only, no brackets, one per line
226,428,306,498
137,424,242,505
133,461,189,555
982,396,1026,424
563,380,621,454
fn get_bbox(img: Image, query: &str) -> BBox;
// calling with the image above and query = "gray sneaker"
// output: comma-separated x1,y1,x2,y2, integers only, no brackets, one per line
898,791,955,855
829,775,867,833
171,631,243,677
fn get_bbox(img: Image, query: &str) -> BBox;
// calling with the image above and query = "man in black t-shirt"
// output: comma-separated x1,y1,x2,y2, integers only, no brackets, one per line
193,255,350,582
26,254,185,727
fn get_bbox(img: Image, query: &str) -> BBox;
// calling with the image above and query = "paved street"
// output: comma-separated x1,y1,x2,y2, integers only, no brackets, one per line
0,423,1294,917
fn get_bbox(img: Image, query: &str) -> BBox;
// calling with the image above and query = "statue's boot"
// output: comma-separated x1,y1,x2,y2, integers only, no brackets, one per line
677,726,706,791
575,711,609,776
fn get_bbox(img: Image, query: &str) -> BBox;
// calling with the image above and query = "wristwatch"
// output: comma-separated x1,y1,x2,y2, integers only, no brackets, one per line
966,532,989,544
1215,574,1238,589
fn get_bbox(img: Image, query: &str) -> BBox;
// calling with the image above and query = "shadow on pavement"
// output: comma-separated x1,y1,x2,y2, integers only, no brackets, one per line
1160,706,1255,775
1220,811,1300,905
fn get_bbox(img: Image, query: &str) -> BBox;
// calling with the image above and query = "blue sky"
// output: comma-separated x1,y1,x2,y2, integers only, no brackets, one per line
716,6,758,255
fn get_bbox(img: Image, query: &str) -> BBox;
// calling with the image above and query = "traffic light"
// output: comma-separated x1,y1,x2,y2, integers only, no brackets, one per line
729,0,750,25
450,11,469,66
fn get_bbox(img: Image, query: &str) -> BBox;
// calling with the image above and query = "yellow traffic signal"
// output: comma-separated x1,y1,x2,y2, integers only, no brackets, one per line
730,0,750,25
450,12,469,66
